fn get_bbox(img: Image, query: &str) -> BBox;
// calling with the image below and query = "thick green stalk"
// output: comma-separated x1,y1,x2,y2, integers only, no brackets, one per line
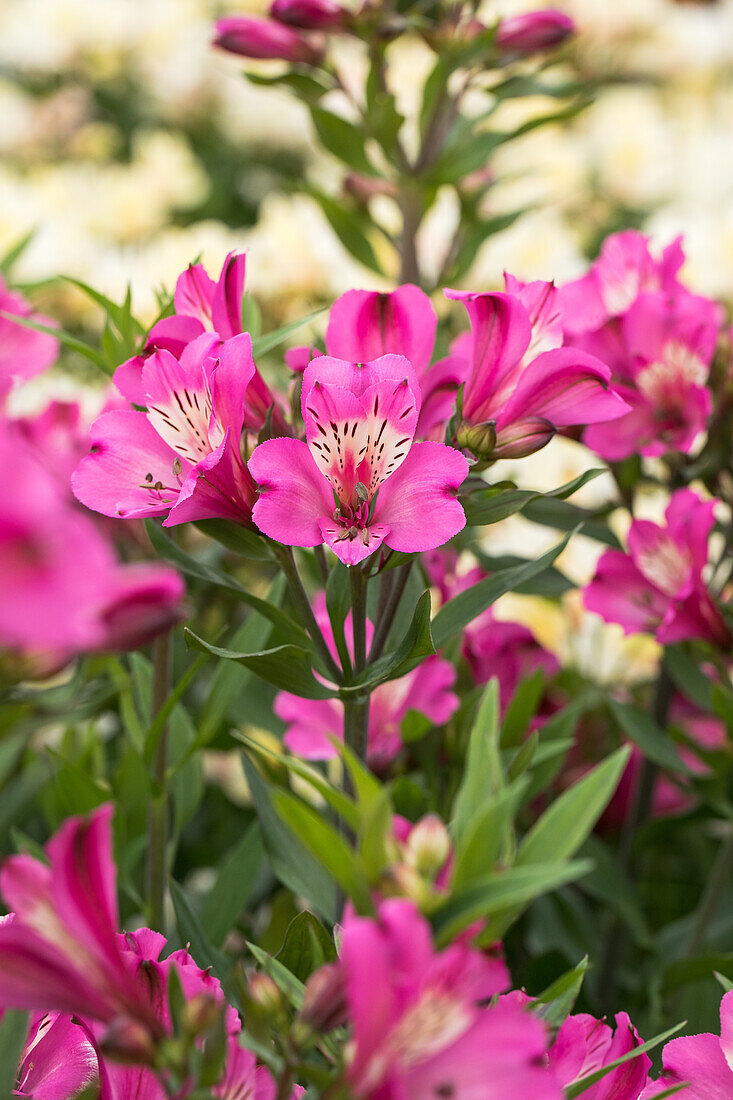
275,546,342,684
147,631,171,933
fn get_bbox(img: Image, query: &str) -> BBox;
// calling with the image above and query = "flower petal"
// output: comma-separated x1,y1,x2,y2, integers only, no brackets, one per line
375,441,468,553
249,437,334,546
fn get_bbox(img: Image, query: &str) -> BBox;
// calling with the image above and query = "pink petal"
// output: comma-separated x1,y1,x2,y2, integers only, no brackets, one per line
396,656,459,727
18,1013,99,1100
276,694,344,759
375,441,468,553
325,285,437,373
658,1032,733,1100
249,437,333,546
174,263,216,325
212,252,247,339
584,549,668,636
72,409,189,519
496,348,629,431
319,517,390,566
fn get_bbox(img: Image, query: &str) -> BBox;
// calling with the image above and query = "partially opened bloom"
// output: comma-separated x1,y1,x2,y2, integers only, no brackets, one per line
640,990,733,1098
249,353,468,565
213,15,323,63
73,333,259,528
584,488,730,647
0,275,58,403
445,284,630,459
339,898,560,1100
549,1011,652,1099
275,598,458,770
495,9,575,54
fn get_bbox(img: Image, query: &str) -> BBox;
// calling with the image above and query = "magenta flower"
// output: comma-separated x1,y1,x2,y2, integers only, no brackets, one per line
495,8,575,54
270,0,346,31
584,488,730,647
213,15,323,63
445,285,630,459
248,353,469,565
640,990,733,1099
15,1012,99,1100
0,424,183,660
339,898,560,1100
324,284,464,440
73,333,259,528
549,1011,652,1100
275,598,458,770
0,275,58,403
464,609,559,713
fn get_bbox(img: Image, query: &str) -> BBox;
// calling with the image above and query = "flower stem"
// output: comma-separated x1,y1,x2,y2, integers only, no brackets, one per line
685,821,733,959
147,630,171,933
368,561,413,663
343,565,370,765
275,546,342,684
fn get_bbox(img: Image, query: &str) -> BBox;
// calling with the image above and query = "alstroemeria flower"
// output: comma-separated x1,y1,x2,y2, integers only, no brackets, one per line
15,1012,99,1100
339,898,560,1100
115,253,284,434
324,284,464,440
248,353,468,565
584,488,730,647
0,423,184,661
549,1011,652,1100
640,990,733,1099
464,608,560,713
0,275,59,403
73,332,259,528
275,598,458,770
445,286,630,459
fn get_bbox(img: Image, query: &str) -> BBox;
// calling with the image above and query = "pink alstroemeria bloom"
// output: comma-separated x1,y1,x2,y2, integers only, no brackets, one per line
581,289,721,461
549,1011,652,1100
340,898,560,1100
560,230,685,337
275,599,458,770
0,425,184,659
248,353,469,565
115,253,283,435
464,609,560,713
15,1012,99,1100
325,284,464,440
73,333,259,528
0,275,58,403
584,488,730,647
639,990,733,1099
445,285,630,459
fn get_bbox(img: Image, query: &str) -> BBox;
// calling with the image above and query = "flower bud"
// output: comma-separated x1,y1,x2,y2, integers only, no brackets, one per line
343,174,398,203
455,419,496,458
270,0,346,31
495,9,575,55
100,1016,156,1065
213,16,324,64
404,814,451,878
248,973,284,1017
300,963,347,1032
182,994,222,1038
492,417,555,459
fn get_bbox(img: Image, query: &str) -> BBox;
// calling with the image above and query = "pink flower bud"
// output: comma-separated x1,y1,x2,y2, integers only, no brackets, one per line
495,9,575,55
404,814,452,877
300,963,347,1032
270,0,346,31
213,16,323,63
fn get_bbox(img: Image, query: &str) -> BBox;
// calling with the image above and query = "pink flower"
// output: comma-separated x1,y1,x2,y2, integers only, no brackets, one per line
583,488,730,647
0,423,184,659
495,9,575,54
213,15,323,62
248,353,468,565
0,275,58,403
640,990,733,1099
445,284,630,459
324,284,463,440
270,0,346,31
73,333,259,528
549,1011,652,1100
464,609,559,714
339,898,560,1100
275,599,458,770
115,253,283,435
15,1012,99,1100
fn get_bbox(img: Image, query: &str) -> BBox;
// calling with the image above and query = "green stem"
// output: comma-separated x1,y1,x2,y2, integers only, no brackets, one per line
147,631,171,933
315,545,330,585
686,822,733,959
368,561,413,663
344,565,370,766
275,546,342,684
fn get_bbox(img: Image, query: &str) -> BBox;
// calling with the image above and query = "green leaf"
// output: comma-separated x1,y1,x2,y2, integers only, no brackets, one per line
145,521,308,643
199,824,264,948
247,70,331,102
518,746,631,866
451,778,529,891
0,309,110,372
194,520,274,562
252,307,327,358
522,497,620,548
346,590,435,693
241,754,337,922
0,1010,28,1097
169,879,230,980
452,680,502,839
326,562,353,676
501,670,546,748
432,860,592,944
0,230,35,275
665,645,714,712
565,1022,685,1098
608,699,694,775
309,106,377,175
185,630,334,700
308,188,384,275
535,957,588,1027
432,533,573,648
247,941,306,1009
463,469,605,527
272,789,373,913
276,911,336,983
